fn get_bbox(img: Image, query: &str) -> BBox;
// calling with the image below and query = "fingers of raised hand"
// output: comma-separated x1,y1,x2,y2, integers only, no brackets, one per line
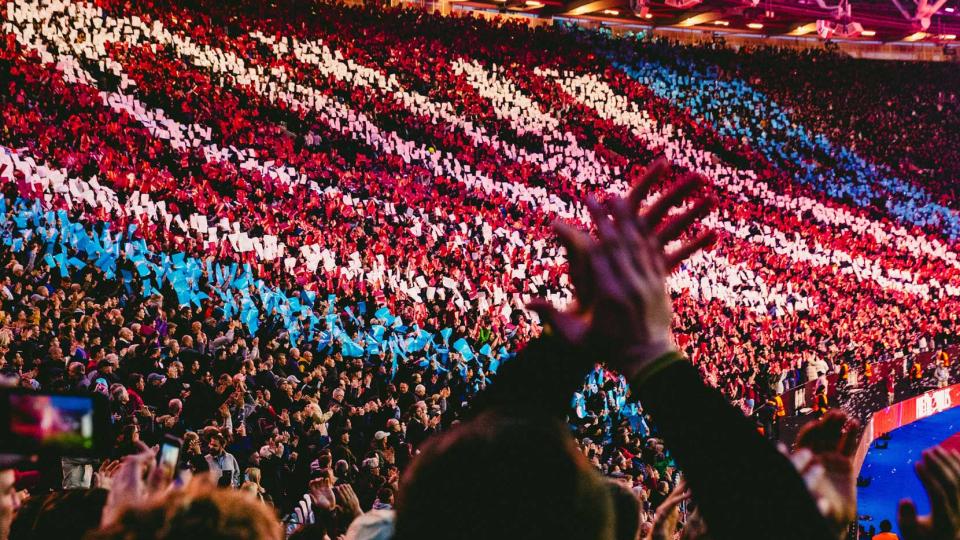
839,418,861,458
553,221,597,306
586,196,619,249
662,482,692,509
923,447,960,524
931,447,960,490
657,197,715,247
898,499,922,539
797,410,852,455
100,459,121,476
664,229,717,271
917,456,951,517
641,174,703,229
626,158,670,213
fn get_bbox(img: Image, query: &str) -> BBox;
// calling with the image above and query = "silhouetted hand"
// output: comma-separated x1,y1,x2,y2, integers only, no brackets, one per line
789,410,859,538
899,445,960,540
649,479,691,540
335,483,363,517
530,158,716,379
100,443,172,527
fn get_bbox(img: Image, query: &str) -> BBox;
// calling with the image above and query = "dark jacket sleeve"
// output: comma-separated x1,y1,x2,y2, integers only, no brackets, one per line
632,356,835,540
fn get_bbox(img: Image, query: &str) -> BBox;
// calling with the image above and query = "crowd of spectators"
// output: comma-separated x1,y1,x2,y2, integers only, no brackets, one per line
0,0,956,538
624,41,960,207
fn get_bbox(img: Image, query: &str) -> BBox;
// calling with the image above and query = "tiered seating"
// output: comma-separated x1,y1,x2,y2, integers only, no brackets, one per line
0,0,957,520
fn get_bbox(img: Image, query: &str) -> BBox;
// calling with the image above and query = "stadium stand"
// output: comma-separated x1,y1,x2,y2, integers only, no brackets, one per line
0,0,957,538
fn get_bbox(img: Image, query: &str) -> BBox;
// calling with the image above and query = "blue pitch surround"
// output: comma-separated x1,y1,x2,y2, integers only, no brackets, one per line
857,406,960,535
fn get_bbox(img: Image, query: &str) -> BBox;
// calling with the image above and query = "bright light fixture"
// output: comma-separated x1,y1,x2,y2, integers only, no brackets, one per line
644,12,653,17
602,9,620,15
787,22,818,35
941,33,957,39
861,30,876,36
747,22,763,29
903,31,928,41
525,0,543,6
713,20,729,25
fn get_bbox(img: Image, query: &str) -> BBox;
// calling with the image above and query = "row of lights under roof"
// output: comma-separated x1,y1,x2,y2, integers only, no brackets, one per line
712,20,955,40
524,2,958,34
601,8,654,18
712,20,763,29
713,19,880,35
595,4,956,16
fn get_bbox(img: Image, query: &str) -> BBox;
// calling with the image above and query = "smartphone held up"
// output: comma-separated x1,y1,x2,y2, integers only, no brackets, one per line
0,387,110,458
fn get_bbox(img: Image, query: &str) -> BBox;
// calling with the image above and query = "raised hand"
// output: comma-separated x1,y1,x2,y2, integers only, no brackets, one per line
899,445,960,540
530,158,716,379
100,444,172,527
649,479,691,540
335,483,363,517
92,459,122,490
309,475,337,511
788,410,859,538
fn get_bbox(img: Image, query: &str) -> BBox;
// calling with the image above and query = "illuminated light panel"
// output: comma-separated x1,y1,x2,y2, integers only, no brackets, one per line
903,31,928,41
747,22,764,29
861,30,876,36
713,19,730,26
602,9,620,15
787,22,818,35
940,33,957,39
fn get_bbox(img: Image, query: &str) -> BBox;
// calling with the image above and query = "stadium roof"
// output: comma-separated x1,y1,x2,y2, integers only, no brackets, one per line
454,0,960,44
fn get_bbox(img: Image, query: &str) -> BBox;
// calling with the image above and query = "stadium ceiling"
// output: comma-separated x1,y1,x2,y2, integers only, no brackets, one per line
456,0,960,43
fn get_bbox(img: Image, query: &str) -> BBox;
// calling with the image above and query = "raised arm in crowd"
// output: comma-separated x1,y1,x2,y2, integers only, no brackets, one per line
400,159,837,540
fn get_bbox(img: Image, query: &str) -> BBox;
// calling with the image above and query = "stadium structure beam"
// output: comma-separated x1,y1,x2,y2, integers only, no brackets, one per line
565,0,623,16
676,10,724,25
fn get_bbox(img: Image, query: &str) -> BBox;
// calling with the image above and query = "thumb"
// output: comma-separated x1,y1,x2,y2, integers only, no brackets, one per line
527,299,586,345
899,498,920,539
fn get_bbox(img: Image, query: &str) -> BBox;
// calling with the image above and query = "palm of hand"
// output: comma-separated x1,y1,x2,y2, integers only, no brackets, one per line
813,452,856,527
310,482,336,510
528,161,716,378
791,411,859,538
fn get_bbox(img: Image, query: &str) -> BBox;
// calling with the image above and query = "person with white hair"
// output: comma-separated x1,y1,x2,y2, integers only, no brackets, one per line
344,509,394,540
